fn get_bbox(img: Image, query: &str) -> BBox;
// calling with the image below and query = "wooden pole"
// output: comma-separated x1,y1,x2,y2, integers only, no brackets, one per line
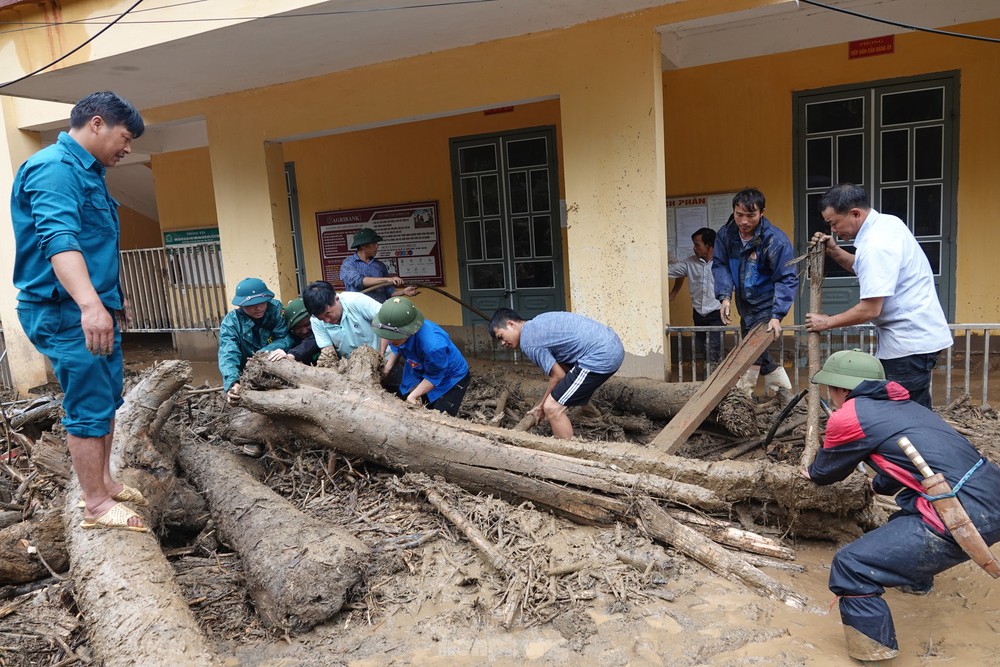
800,244,826,468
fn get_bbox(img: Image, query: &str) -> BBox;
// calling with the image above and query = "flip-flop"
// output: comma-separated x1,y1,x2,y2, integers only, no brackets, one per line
77,484,149,509
80,502,148,533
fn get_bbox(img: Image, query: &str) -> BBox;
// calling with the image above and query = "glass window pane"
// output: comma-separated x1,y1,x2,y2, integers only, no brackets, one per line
530,169,550,211
913,184,942,236
461,176,480,218
507,138,547,168
882,88,944,125
481,174,500,216
509,171,528,214
533,215,553,257
806,97,864,134
512,217,531,258
880,129,909,182
880,186,908,222
807,137,833,189
914,126,943,181
919,241,941,275
837,134,864,185
465,221,483,261
459,144,497,173
469,263,505,290
515,261,555,288
827,245,856,278
484,219,504,259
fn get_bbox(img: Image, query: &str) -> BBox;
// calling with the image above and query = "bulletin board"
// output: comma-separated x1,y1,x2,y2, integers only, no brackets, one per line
666,192,736,260
315,201,444,287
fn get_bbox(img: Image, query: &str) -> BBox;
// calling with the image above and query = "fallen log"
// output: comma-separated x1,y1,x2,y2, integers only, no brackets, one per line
0,511,67,584
244,359,876,533
64,360,220,667
665,508,795,560
176,439,369,633
484,372,757,436
637,497,806,609
239,379,728,516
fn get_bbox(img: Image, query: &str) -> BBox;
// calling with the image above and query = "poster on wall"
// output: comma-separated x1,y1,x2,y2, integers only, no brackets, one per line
666,193,735,260
316,201,444,287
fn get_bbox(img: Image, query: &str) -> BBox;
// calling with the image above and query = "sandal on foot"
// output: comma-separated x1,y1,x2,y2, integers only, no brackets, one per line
77,484,149,509
80,502,148,533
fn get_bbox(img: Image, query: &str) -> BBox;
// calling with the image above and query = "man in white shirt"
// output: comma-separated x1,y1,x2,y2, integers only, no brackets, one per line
804,183,952,409
669,227,723,366
301,280,386,358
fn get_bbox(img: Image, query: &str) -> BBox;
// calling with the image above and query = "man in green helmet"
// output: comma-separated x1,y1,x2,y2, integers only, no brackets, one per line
802,349,1000,662
267,297,319,365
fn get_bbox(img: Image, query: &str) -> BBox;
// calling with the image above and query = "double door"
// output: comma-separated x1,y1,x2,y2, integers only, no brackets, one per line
450,127,564,324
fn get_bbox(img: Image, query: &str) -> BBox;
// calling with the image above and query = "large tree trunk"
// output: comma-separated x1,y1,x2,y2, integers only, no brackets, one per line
176,439,369,633
0,511,67,584
241,359,875,533
65,360,220,667
484,372,758,436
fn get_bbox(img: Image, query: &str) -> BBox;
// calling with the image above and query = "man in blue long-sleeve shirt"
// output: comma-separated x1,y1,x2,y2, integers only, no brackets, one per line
12,92,148,532
712,188,797,400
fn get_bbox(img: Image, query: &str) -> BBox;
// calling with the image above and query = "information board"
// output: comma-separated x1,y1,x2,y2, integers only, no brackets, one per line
666,192,736,260
316,201,444,287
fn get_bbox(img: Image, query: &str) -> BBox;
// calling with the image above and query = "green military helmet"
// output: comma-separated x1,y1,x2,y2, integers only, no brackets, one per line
372,296,424,340
350,227,383,249
811,349,886,390
283,297,310,329
231,277,274,307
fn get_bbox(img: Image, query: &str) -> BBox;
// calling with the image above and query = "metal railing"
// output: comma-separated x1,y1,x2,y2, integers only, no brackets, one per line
667,323,1000,407
119,244,228,333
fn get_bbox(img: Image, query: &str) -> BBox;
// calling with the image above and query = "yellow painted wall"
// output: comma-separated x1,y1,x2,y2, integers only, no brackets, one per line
283,100,565,325
151,147,218,233
119,206,161,249
663,18,1000,325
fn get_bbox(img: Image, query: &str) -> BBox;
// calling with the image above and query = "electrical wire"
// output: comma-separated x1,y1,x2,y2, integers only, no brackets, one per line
797,0,1000,44
0,0,145,90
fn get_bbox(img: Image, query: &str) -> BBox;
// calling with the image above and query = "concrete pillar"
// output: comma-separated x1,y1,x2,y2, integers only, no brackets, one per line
0,98,49,395
205,113,297,306
559,22,668,379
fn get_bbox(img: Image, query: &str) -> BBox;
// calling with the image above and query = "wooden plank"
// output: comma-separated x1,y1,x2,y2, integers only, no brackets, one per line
800,245,826,467
650,322,774,453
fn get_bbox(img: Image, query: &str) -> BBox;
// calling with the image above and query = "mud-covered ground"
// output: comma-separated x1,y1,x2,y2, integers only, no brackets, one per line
3,340,1000,666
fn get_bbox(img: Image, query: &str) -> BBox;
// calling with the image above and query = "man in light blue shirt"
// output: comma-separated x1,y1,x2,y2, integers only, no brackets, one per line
302,280,385,358
490,308,624,439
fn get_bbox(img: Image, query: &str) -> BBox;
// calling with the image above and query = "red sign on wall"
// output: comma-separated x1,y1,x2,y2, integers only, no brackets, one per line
315,201,444,287
849,35,894,59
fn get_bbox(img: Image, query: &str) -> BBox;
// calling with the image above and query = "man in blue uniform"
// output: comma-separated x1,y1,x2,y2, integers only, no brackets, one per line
803,350,1000,661
218,277,291,404
12,91,147,531
371,297,470,416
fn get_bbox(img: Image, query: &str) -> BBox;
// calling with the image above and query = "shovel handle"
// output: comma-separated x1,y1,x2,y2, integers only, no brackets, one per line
897,437,934,479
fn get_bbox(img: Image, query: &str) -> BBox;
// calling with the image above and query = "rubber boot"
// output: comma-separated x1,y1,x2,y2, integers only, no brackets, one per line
763,366,793,406
844,625,899,662
735,367,760,397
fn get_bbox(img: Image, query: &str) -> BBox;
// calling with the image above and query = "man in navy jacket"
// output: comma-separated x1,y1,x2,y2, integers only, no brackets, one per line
803,350,1000,662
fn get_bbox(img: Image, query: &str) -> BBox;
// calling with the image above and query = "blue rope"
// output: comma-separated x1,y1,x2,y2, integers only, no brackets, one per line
919,458,984,501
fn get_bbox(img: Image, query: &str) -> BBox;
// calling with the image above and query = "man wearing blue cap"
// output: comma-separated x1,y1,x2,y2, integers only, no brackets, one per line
218,277,292,404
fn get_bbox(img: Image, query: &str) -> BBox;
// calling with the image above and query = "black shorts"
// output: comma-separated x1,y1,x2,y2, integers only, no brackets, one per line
551,365,614,407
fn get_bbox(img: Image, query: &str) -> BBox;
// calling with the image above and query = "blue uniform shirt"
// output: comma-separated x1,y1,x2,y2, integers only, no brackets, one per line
12,132,122,308
390,320,469,402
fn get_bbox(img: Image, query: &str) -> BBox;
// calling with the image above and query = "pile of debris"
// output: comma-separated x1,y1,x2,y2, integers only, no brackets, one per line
0,350,884,665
